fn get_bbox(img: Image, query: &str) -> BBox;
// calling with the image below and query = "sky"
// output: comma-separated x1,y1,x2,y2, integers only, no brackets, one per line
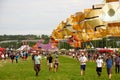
0,0,103,35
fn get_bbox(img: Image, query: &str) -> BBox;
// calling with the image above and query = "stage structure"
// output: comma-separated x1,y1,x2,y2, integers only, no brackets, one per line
51,0,120,49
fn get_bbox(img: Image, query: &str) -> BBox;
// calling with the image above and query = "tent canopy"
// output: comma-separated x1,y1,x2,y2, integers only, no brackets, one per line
0,48,5,51
96,48,114,53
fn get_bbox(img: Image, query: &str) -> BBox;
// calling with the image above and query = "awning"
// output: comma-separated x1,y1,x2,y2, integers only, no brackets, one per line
0,48,5,51
96,48,114,53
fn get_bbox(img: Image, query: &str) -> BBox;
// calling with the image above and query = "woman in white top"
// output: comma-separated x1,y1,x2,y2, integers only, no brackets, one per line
96,56,103,77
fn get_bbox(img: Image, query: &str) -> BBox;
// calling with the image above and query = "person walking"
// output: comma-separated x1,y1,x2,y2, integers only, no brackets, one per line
47,54,53,72
106,55,113,80
114,54,120,74
10,53,15,63
79,52,87,76
15,53,19,63
96,56,103,77
53,56,59,72
34,52,42,76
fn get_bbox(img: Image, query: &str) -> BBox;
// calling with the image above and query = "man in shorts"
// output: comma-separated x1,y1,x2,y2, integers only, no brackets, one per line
79,52,87,76
96,56,103,77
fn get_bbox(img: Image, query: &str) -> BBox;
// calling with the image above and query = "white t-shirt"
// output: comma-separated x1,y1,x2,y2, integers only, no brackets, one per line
34,55,41,64
79,56,87,65
96,59,103,67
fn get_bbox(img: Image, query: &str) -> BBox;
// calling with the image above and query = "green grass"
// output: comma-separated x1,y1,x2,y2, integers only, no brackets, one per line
0,56,120,80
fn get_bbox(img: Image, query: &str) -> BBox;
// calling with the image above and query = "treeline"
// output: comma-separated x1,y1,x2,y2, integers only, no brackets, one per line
0,34,50,48
0,35,120,49
82,36,120,48
0,34,41,41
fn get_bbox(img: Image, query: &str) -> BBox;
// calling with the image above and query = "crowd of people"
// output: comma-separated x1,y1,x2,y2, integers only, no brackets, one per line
0,49,28,63
0,48,120,79
30,49,120,80
70,50,120,80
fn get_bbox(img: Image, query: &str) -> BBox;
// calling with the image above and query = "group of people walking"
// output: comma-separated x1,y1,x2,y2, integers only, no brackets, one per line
32,51,59,76
79,52,120,80
32,50,120,80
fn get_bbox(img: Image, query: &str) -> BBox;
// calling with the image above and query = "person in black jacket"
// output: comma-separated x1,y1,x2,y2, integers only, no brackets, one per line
47,54,53,71
10,53,15,63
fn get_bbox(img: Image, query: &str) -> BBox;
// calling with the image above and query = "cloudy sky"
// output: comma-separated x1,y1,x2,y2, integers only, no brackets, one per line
0,0,103,35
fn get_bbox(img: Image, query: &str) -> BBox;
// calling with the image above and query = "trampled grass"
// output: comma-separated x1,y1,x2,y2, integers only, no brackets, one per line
0,55,120,80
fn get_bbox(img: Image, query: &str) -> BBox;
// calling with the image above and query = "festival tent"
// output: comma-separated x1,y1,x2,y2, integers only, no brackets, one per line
51,0,120,48
0,48,5,52
17,45,31,51
0,48,5,55
32,41,58,51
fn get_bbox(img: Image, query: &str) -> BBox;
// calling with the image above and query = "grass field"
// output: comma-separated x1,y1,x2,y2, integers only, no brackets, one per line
0,55,120,80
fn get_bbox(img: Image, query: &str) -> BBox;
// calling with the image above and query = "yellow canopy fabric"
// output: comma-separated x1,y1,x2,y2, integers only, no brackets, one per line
107,22,120,36
85,18,106,28
72,12,85,23
51,0,120,45
62,28,73,36
57,21,66,30
73,21,85,31
85,9,102,18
